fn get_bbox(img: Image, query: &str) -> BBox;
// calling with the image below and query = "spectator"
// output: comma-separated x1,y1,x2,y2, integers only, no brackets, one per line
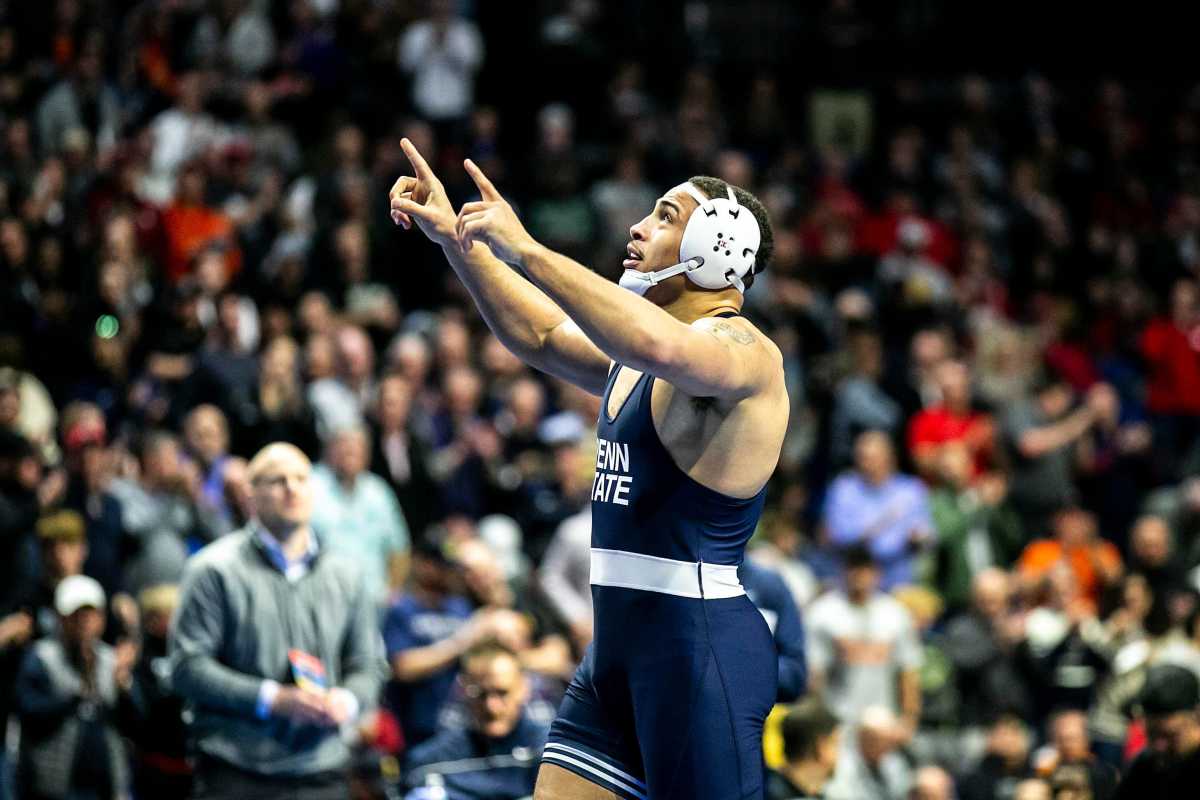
537,501,593,652
35,36,119,156
1034,710,1118,800
0,431,54,618
108,431,221,595
402,644,547,800
807,545,923,729
1140,279,1200,480
309,326,375,440
825,705,913,800
1116,664,1200,796
117,583,192,798
183,404,236,531
824,430,934,589
370,371,440,537
1127,515,1185,597
310,424,411,605
1017,506,1123,613
1017,564,1111,727
766,697,842,800
928,444,1025,613
169,442,386,799
828,330,904,468
1000,374,1110,532
907,359,993,480
14,575,135,800
942,569,1033,730
909,766,955,800
398,0,484,125
741,559,808,702
241,335,321,458
29,510,96,642
958,715,1035,800
451,536,574,683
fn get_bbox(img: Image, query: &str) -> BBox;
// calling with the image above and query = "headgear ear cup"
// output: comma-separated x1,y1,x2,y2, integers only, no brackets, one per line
677,183,761,291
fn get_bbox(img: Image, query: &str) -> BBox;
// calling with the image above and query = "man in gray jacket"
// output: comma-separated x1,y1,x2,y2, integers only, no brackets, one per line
169,442,386,800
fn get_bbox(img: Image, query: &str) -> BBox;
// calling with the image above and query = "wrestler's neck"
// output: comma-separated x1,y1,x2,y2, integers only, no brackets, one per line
652,281,744,324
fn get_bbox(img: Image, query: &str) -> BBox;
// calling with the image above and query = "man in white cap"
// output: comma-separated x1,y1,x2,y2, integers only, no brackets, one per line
14,574,135,800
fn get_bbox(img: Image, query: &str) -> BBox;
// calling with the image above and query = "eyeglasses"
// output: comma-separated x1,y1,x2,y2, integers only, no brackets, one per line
463,684,514,701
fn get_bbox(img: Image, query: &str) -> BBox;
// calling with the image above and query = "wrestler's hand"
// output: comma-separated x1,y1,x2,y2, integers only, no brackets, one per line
388,138,458,248
455,159,536,265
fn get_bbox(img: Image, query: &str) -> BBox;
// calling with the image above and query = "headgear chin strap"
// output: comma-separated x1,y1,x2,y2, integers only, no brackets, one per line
619,182,762,295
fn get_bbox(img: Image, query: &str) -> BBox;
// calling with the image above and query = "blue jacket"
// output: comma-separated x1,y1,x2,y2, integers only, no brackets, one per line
402,712,547,800
740,560,807,702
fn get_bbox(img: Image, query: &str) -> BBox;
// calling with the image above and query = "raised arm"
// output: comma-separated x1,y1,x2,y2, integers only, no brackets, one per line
389,139,609,395
455,160,779,401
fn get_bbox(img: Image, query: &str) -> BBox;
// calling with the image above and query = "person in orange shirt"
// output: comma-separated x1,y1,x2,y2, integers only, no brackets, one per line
1017,505,1123,611
161,161,241,284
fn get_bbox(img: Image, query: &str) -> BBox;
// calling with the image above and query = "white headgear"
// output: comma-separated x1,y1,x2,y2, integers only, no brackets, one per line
619,182,762,296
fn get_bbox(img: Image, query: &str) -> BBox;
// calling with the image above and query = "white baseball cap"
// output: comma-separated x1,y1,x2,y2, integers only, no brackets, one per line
55,575,106,617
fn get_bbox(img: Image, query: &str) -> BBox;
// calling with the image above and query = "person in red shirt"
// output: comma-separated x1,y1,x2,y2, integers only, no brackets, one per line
1140,277,1200,479
907,359,993,480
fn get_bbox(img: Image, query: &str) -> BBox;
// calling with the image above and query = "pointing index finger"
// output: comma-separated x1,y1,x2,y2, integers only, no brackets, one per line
401,137,435,181
464,158,500,201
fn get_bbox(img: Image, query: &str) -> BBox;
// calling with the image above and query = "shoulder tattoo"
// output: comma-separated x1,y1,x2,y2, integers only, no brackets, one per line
711,320,756,346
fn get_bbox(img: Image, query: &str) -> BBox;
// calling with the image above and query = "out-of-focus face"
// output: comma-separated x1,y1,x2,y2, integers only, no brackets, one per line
1055,508,1096,549
972,569,1009,619
261,337,298,383
305,333,336,380
1052,712,1090,763
378,376,413,430
846,563,880,601
61,606,104,648
336,327,374,381
1039,383,1074,419
143,439,181,486
455,539,504,602
911,329,950,373
390,336,431,385
443,367,482,417
935,360,971,409
855,432,895,484
625,184,701,305
1146,711,1199,758
0,219,27,264
507,379,545,432
250,445,313,532
462,652,528,739
185,405,229,465
910,767,953,800
44,538,86,581
1132,516,1171,567
327,429,369,482
436,319,471,369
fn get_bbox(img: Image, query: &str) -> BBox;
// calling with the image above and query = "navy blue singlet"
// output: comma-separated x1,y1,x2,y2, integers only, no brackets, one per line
542,313,777,800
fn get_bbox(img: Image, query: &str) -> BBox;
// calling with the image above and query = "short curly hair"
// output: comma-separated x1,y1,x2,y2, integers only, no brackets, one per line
686,176,775,292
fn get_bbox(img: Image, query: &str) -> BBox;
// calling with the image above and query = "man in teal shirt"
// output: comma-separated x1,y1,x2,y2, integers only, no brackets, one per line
310,425,411,605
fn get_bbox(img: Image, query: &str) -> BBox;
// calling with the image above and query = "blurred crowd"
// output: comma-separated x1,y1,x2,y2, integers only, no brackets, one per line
3,0,1200,798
